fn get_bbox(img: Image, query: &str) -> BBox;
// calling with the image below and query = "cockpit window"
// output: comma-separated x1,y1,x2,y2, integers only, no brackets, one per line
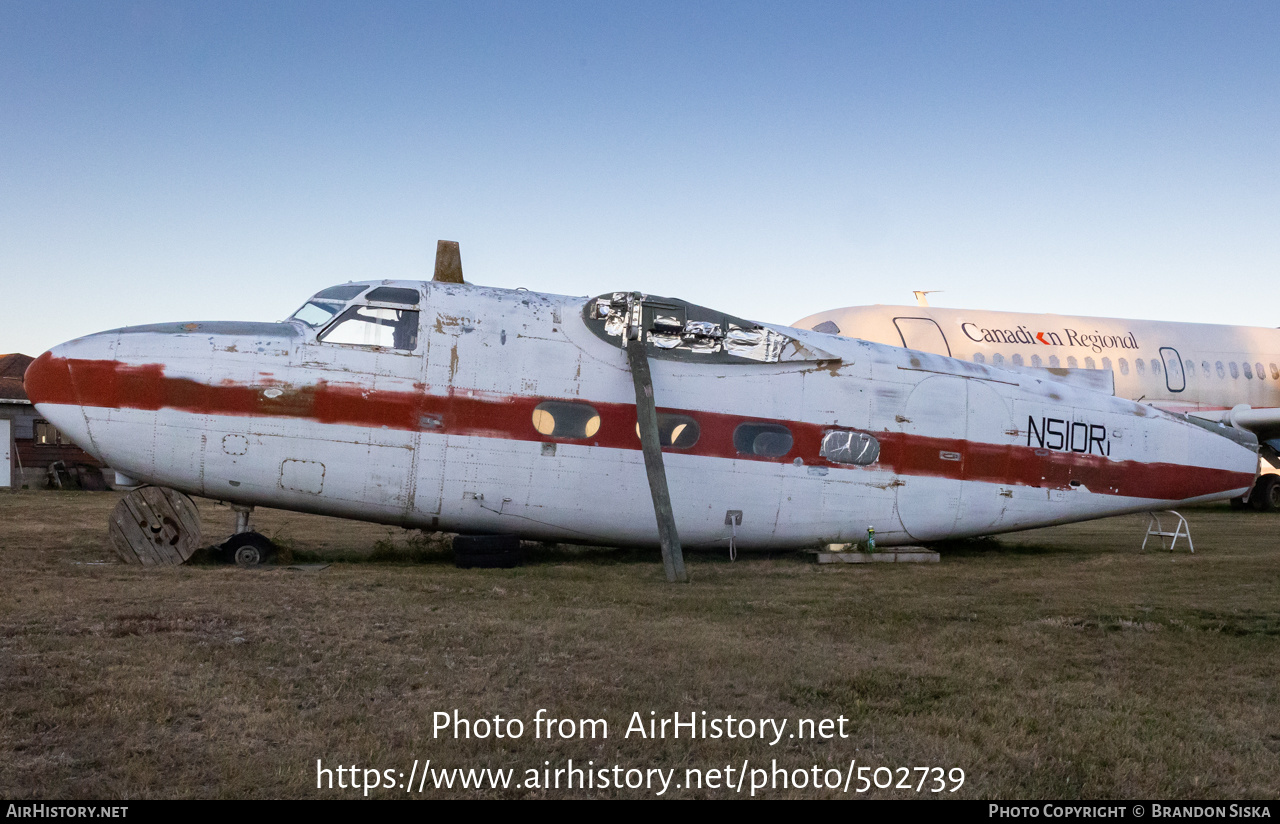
313,285,367,301
292,301,344,327
290,285,369,327
319,306,420,350
365,286,420,305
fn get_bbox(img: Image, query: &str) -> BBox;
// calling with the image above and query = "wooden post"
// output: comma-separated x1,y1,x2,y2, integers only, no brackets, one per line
626,334,688,583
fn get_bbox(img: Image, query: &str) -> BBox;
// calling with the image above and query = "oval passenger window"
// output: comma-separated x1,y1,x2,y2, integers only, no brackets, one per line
532,402,601,439
633,414,700,448
820,429,880,466
733,423,793,458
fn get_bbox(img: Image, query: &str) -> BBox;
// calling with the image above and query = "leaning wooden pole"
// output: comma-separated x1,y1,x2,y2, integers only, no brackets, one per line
626,334,689,583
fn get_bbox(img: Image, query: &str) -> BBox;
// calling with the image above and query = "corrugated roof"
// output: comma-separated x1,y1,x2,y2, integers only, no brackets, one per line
0,353,34,402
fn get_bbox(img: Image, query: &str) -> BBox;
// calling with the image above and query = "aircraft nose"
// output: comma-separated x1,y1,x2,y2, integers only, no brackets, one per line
24,332,119,456
24,349,79,406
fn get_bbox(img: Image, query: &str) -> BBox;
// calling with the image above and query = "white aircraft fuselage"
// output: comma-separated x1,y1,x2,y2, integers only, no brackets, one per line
25,281,1258,549
794,305,1280,439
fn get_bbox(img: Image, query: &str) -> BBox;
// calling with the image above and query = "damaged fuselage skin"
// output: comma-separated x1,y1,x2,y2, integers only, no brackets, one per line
24,280,1258,548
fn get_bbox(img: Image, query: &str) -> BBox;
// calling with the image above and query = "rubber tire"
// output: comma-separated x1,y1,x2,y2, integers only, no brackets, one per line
220,531,278,567
1250,476,1280,512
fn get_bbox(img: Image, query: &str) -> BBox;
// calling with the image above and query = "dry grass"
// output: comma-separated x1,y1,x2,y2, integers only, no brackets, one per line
1,490,1278,799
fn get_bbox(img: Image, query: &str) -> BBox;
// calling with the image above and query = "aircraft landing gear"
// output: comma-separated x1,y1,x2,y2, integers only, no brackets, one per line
1250,476,1280,512
217,505,278,566
218,531,278,567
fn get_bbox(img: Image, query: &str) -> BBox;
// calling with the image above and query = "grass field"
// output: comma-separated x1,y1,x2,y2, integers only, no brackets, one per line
1,490,1277,799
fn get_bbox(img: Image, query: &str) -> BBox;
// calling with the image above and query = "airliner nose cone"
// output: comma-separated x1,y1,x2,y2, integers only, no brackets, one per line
24,350,77,406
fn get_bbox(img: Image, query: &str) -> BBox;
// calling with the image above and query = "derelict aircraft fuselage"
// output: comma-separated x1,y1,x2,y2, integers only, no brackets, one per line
24,266,1259,555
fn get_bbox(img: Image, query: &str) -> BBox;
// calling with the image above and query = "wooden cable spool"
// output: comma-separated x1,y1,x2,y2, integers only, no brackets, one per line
107,487,202,566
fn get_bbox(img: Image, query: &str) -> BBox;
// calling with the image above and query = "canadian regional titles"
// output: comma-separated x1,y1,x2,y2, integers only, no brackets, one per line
431,709,852,745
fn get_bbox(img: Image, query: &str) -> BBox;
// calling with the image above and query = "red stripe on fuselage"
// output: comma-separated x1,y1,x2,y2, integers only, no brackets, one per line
25,354,1253,502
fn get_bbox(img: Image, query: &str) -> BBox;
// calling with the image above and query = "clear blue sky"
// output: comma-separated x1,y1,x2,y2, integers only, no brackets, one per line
3,1,1279,356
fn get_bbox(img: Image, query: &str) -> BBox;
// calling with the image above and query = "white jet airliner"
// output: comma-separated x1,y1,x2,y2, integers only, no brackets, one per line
793,304,1280,510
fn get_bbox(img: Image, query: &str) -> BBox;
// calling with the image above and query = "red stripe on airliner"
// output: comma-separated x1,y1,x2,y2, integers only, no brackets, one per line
24,353,1254,502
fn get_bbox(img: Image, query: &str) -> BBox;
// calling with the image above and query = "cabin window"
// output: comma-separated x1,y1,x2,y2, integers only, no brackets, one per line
633,414,700,448
1230,362,1240,379
733,423,793,458
1256,363,1265,381
1049,355,1060,368
320,307,419,350
992,353,1004,366
1271,364,1279,380
811,321,840,335
1244,362,1254,379
532,402,601,439
1031,354,1042,367
1185,360,1195,377
1011,353,1024,367
1136,359,1145,375
820,429,880,466
972,353,985,364
314,285,367,301
292,285,368,326
1119,358,1129,375
1085,357,1096,370
1101,357,1112,371
292,302,344,327
1068,356,1079,369
1216,361,1225,379
1151,359,1161,376
364,287,420,305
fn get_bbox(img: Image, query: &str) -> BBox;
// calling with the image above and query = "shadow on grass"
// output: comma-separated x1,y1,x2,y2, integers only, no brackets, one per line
277,540,810,568
928,535,1083,558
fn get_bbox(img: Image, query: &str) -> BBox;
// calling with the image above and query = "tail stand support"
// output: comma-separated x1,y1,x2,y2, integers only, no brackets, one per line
1142,510,1194,553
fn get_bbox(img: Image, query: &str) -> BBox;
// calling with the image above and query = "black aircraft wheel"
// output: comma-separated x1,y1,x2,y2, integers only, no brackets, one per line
1250,476,1280,512
220,531,278,567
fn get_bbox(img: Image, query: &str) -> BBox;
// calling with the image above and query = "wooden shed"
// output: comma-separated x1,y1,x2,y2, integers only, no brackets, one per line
0,353,108,489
